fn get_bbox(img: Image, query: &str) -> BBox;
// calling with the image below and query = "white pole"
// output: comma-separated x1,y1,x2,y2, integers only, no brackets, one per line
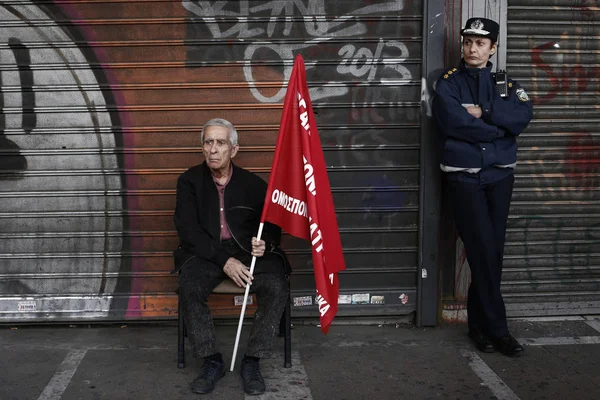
230,222,264,371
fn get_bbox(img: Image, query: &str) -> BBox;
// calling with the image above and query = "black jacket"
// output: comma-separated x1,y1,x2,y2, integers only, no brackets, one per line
173,162,281,270
432,61,533,182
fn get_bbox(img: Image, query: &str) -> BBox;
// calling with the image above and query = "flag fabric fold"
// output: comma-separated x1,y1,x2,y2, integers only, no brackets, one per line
260,54,346,334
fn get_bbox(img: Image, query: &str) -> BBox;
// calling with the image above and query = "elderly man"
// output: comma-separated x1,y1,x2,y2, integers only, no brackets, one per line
432,18,533,357
173,118,289,395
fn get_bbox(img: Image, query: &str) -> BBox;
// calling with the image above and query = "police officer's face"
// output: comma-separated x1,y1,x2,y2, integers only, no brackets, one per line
462,36,497,68
202,125,239,174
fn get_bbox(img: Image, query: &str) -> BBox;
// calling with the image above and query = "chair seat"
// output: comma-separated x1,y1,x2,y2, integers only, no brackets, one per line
213,279,246,294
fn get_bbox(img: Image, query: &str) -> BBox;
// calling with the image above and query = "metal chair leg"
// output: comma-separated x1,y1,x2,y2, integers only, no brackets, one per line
284,295,292,368
279,305,286,337
177,295,185,369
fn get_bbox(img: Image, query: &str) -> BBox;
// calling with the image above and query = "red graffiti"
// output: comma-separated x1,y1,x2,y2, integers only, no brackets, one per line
531,42,600,105
530,41,559,104
570,1,596,21
566,132,600,191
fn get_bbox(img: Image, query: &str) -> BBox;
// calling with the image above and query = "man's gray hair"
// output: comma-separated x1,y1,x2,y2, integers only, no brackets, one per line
201,118,239,146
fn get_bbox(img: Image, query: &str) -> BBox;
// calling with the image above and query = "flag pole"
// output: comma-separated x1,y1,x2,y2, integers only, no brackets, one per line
230,222,264,371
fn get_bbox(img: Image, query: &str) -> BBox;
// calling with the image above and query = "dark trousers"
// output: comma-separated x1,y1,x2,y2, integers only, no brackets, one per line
178,243,289,359
446,173,515,338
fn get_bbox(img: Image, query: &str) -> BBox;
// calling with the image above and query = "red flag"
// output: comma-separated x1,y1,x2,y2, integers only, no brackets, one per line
261,55,346,334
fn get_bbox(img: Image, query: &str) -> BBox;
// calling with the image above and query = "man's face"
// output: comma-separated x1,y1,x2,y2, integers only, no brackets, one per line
202,125,238,173
462,35,497,68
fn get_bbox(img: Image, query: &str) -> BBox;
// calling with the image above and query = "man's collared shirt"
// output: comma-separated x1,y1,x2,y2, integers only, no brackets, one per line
212,165,233,240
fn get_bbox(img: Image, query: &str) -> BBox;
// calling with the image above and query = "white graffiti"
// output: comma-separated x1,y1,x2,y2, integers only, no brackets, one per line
183,0,413,102
0,2,123,319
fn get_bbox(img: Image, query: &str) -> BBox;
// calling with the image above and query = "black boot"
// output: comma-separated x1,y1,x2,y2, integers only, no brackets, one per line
490,334,525,357
468,328,495,353
191,354,225,394
240,356,266,395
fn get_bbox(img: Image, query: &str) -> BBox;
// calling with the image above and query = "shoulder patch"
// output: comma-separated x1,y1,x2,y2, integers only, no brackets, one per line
443,67,459,79
516,87,530,102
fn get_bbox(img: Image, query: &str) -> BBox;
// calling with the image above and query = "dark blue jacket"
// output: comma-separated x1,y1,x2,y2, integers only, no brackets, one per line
432,61,533,182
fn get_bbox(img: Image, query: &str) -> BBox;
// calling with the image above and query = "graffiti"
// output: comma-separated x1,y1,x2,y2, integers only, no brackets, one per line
184,0,418,237
530,41,600,105
516,130,600,268
570,0,596,21
183,0,413,103
0,2,123,317
0,0,422,321
0,36,30,174
490,2,600,298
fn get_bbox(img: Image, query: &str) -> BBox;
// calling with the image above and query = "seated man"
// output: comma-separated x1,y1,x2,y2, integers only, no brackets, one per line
173,118,289,395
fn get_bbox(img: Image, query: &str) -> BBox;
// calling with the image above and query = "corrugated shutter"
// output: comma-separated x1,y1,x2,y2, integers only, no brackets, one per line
0,0,423,322
0,1,126,321
505,1,600,316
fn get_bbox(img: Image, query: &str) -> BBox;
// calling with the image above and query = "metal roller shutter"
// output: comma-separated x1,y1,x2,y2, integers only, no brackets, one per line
0,0,424,322
504,0,600,316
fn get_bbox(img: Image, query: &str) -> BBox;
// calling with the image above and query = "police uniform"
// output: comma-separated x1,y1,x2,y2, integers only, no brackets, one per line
432,18,533,352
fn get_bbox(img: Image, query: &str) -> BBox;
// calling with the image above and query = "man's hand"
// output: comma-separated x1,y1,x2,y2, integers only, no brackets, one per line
223,257,253,288
466,106,482,118
251,237,266,258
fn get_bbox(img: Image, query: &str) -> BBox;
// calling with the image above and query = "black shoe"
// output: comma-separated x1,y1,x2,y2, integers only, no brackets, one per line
191,359,226,394
240,356,266,395
468,328,495,353
490,334,525,357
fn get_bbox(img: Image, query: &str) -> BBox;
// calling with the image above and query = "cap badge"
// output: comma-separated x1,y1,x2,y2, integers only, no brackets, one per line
471,19,484,30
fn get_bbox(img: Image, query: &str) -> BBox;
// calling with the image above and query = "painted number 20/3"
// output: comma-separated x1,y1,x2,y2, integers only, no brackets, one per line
336,39,412,81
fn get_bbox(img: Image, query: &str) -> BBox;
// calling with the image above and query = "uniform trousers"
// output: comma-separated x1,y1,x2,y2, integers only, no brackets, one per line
178,240,289,359
445,172,515,338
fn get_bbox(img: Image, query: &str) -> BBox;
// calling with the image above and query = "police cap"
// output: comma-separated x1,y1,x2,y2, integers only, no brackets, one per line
460,17,499,42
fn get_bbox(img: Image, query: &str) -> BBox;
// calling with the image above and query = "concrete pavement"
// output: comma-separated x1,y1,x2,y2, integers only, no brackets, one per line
1,317,600,400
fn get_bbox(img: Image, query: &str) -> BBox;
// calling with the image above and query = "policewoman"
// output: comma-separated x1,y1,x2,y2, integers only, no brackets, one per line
432,18,533,356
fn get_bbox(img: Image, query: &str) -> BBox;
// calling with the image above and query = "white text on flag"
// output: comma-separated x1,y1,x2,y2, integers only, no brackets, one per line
270,189,308,218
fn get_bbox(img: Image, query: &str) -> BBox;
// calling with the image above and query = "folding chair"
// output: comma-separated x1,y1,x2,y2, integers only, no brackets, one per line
177,279,292,369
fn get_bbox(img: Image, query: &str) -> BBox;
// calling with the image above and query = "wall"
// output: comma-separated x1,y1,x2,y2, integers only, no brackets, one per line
0,0,425,322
